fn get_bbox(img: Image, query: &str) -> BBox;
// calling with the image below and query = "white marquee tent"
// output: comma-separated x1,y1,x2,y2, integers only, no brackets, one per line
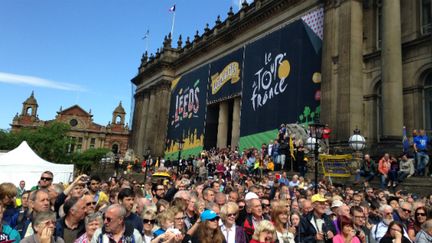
0,141,74,186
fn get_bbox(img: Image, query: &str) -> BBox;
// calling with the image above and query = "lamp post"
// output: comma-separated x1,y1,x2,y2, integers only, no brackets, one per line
305,122,325,194
143,147,151,182
349,128,366,172
177,139,184,176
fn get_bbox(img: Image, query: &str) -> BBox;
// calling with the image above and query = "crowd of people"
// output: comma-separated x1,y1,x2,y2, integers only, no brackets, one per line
0,126,432,243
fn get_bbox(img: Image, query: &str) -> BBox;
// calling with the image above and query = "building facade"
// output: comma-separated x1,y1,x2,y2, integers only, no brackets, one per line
131,0,432,157
11,92,129,155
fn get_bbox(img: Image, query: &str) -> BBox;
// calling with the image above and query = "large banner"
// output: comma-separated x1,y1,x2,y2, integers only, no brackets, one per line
207,48,243,104
165,65,208,158
240,16,322,149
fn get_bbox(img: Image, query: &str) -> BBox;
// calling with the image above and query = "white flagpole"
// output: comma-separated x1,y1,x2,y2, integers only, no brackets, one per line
142,30,150,53
170,10,176,38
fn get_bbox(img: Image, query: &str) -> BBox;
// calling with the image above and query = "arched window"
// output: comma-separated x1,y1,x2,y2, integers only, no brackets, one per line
115,115,122,124
26,107,33,115
112,144,119,154
423,72,432,131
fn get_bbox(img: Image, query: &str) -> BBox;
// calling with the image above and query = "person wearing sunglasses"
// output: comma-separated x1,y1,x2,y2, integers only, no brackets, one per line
408,206,428,241
190,210,226,243
141,210,156,243
31,171,54,191
392,202,413,231
21,211,62,243
74,213,102,243
220,202,246,243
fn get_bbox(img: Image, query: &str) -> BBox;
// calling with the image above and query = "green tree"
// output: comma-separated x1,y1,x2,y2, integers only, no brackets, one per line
303,106,311,125
0,122,71,162
71,148,110,173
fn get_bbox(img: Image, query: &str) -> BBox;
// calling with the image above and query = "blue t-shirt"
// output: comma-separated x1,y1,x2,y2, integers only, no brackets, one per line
414,135,428,151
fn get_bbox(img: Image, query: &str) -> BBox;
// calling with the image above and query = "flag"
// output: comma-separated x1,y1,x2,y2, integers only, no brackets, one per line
289,135,296,160
169,4,176,12
402,126,409,153
142,30,149,40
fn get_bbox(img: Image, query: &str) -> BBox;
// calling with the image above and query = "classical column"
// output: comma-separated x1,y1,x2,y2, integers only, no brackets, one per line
217,101,229,148
155,82,171,156
231,97,241,149
144,88,157,154
136,92,150,157
131,93,144,152
381,0,403,139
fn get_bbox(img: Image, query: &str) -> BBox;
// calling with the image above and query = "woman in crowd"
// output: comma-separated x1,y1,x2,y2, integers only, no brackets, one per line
332,216,361,243
250,220,277,243
191,210,225,243
142,210,156,243
220,202,246,243
408,206,428,241
271,204,294,243
21,211,64,243
153,209,175,237
0,182,19,228
74,213,102,243
379,221,411,243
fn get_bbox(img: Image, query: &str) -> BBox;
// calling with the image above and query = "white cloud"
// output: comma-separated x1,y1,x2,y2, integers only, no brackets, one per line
0,72,86,91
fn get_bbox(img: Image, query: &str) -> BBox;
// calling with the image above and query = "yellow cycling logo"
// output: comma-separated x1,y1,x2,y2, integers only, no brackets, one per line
210,62,240,95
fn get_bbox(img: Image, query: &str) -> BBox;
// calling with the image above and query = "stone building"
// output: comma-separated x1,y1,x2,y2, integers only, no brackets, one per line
131,0,432,157
11,92,129,155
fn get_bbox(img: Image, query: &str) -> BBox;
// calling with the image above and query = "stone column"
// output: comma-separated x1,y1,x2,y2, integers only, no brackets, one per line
136,92,150,157
131,93,144,152
381,0,403,139
217,101,229,148
231,97,241,149
321,0,364,141
155,82,171,156
143,89,156,156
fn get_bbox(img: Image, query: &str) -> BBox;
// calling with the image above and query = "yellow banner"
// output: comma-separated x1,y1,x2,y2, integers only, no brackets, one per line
210,62,240,95
319,154,352,177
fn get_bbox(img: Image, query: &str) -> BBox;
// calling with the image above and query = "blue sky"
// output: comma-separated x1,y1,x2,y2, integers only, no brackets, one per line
0,0,251,130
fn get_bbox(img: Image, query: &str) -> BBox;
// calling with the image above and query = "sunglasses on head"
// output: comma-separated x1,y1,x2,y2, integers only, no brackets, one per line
143,219,156,224
41,177,53,181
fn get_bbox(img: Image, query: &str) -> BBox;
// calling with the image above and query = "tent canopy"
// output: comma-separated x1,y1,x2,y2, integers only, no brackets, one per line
0,141,74,187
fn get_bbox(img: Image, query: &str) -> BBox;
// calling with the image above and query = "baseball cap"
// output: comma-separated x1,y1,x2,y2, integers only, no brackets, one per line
331,200,344,208
200,209,219,222
311,194,327,203
245,192,259,201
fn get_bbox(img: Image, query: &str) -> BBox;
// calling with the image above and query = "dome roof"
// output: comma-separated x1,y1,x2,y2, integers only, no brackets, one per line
23,91,38,105
114,101,126,114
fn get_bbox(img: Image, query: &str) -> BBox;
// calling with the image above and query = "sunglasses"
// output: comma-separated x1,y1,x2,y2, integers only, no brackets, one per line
227,213,237,217
86,202,97,206
143,219,156,224
104,217,113,223
402,208,412,213
40,177,53,181
262,204,270,208
175,216,186,220
209,216,220,222
416,213,427,216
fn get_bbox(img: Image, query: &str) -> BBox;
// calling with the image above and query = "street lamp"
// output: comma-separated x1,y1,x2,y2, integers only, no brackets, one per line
349,128,366,151
305,122,325,194
177,139,185,176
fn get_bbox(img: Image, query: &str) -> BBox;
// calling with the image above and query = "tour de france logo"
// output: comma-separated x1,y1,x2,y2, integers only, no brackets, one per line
251,52,290,111
210,61,240,95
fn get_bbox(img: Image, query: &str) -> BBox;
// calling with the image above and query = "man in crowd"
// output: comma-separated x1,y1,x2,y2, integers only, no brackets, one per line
118,188,143,234
87,175,109,207
298,194,336,243
16,180,26,198
351,206,371,243
31,171,54,190
243,198,264,242
414,129,429,176
20,189,51,237
91,204,143,243
355,154,376,187
55,197,86,243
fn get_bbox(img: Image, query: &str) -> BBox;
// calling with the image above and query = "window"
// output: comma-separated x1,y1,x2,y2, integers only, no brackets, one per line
422,0,432,34
376,0,382,49
69,119,78,127
90,138,96,149
423,72,432,132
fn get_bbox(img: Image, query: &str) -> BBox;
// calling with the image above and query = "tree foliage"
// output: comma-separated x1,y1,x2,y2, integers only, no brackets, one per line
0,122,71,162
71,148,110,173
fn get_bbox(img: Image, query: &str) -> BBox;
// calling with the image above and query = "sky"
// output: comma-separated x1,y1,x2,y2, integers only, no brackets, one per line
0,0,252,130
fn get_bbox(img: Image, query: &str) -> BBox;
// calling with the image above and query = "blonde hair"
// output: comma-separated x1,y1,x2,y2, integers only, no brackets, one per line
252,220,276,240
271,205,289,232
0,183,17,200
220,202,239,221
157,207,175,224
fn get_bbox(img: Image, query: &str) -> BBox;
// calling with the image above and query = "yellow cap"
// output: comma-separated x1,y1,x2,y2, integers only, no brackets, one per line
311,194,327,203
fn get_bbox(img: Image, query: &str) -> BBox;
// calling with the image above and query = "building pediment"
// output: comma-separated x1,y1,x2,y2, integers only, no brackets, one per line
58,105,92,118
